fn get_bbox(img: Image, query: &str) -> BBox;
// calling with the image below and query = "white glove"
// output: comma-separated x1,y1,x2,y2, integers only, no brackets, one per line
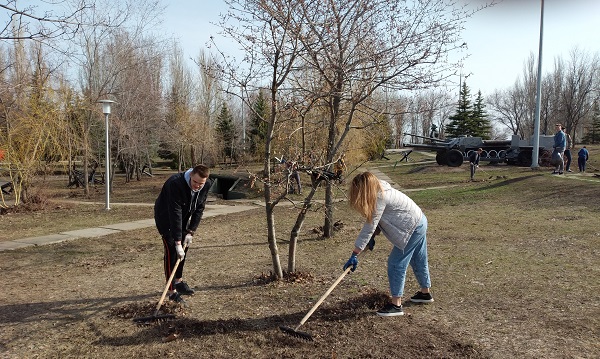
184,233,193,247
175,242,185,260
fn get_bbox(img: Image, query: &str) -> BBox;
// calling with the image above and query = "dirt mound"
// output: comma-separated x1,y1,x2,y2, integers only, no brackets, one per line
110,300,186,321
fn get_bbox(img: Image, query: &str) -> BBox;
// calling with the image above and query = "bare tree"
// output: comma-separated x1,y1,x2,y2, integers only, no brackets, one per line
404,90,453,139
489,81,528,137
108,32,163,182
162,42,196,171
0,0,92,41
217,0,305,279
193,50,222,165
73,0,162,194
284,0,491,237
215,0,494,275
490,49,600,144
557,48,599,143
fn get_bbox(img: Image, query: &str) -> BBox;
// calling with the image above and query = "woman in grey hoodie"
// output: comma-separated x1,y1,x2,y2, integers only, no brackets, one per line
344,172,434,317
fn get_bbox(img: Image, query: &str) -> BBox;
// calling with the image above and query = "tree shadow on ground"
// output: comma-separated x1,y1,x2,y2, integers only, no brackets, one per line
0,293,155,325
475,174,543,191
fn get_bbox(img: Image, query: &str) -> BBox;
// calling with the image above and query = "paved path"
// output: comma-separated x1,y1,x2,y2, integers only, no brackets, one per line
0,203,258,252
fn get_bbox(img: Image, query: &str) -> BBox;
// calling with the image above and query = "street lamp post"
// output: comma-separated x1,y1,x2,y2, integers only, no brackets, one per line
531,0,545,169
98,100,115,210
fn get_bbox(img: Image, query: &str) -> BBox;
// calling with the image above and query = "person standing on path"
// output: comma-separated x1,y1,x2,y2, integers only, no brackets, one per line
344,172,434,317
563,128,573,172
552,124,567,175
154,164,212,302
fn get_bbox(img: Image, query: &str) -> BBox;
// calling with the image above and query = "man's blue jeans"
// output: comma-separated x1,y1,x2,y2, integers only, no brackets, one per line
387,215,431,298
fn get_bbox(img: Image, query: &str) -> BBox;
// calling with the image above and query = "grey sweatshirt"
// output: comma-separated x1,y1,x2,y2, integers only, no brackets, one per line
354,180,423,251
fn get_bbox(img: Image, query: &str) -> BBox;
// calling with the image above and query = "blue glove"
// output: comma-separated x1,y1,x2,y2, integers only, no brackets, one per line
367,234,376,251
343,253,358,272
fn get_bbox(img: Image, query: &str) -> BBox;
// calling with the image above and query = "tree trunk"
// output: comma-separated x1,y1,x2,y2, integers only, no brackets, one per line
323,88,341,238
178,145,183,172
264,186,283,278
323,183,334,238
190,144,196,165
83,135,89,197
288,176,319,273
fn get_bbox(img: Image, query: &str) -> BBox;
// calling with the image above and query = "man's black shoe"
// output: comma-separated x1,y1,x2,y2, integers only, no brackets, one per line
175,281,195,295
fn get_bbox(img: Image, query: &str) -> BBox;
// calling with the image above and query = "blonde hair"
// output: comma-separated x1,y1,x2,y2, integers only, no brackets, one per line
349,172,382,223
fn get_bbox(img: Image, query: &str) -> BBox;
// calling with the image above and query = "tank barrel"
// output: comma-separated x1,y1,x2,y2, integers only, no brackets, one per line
403,133,449,143
402,143,447,150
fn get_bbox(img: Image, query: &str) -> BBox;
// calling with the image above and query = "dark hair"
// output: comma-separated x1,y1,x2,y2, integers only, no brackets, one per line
191,164,210,178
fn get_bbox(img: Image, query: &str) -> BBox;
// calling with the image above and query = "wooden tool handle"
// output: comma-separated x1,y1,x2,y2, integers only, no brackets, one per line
296,266,352,329
153,243,188,314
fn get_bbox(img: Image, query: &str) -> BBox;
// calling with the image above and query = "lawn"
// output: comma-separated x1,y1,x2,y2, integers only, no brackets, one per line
0,151,599,358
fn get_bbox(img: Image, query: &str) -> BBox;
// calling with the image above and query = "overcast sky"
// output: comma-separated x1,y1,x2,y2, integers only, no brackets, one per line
163,0,600,97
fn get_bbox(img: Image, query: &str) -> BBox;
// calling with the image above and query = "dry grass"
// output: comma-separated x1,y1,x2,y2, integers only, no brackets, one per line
1,151,599,358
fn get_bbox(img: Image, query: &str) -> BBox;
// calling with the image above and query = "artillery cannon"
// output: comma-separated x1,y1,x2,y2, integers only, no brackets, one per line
403,133,555,167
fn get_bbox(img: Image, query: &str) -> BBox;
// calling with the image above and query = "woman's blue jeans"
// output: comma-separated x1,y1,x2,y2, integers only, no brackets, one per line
387,215,431,298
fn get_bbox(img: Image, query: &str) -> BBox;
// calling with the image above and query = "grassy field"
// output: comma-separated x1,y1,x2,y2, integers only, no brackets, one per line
0,149,599,358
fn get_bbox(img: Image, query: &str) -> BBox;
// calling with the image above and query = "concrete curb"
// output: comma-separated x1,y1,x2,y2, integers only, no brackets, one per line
0,203,260,252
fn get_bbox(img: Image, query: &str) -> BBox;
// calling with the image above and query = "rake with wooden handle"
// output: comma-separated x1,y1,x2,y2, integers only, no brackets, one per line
279,265,353,341
133,243,188,323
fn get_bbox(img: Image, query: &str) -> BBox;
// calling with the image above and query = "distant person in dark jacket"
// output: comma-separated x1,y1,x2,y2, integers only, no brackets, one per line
468,148,483,181
578,146,589,172
154,164,212,302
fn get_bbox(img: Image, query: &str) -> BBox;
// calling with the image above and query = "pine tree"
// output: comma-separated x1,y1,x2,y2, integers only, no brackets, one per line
248,91,269,155
445,83,492,139
471,90,492,139
216,104,236,159
446,82,473,137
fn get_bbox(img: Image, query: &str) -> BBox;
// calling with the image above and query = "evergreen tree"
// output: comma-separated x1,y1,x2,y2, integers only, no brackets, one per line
446,82,473,137
446,83,492,139
582,100,600,144
471,90,492,139
216,104,236,159
248,91,269,155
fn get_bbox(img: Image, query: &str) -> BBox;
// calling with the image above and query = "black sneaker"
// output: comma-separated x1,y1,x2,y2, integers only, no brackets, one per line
175,281,195,295
410,291,434,303
168,292,185,303
376,303,404,317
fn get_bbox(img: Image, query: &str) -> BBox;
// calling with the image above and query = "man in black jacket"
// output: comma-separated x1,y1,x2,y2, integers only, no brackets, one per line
154,164,212,302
